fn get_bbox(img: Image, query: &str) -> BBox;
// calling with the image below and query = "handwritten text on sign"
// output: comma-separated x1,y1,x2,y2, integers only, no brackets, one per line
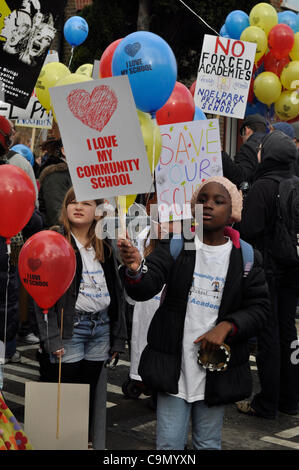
49,76,152,201
195,35,256,119
156,119,222,222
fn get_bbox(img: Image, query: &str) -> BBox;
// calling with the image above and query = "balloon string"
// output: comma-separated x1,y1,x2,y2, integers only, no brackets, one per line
2,245,11,375
178,0,220,36
68,46,74,69
56,308,64,440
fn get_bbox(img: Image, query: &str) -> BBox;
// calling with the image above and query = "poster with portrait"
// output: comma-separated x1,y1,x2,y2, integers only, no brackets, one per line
0,0,66,109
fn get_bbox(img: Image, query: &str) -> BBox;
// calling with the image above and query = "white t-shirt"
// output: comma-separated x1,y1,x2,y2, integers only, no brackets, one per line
127,226,164,380
173,236,232,403
73,235,111,312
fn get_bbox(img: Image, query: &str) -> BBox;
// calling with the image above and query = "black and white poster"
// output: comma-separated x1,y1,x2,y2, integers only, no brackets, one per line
0,0,66,109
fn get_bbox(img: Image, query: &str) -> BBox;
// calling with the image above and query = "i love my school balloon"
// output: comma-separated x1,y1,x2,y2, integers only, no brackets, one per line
64,16,89,47
112,31,177,114
18,231,76,314
0,165,35,243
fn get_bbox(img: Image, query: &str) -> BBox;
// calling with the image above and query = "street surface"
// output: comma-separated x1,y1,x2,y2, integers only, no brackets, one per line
1,337,299,451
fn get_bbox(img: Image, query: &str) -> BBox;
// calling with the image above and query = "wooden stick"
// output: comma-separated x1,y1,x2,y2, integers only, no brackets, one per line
116,196,126,239
31,128,36,152
56,308,64,439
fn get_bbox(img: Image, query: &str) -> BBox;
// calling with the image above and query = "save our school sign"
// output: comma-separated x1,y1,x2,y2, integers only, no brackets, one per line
49,76,152,202
156,119,222,223
194,35,256,119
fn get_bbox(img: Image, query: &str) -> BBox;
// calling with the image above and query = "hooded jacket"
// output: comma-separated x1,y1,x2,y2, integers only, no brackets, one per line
237,130,298,286
38,161,72,228
222,132,266,188
122,230,269,406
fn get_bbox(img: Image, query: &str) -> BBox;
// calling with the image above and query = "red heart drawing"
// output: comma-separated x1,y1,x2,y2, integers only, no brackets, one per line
28,258,42,272
67,85,118,132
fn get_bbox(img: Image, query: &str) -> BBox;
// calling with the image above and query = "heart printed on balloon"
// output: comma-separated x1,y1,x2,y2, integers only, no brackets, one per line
67,85,118,132
28,258,42,272
125,43,141,57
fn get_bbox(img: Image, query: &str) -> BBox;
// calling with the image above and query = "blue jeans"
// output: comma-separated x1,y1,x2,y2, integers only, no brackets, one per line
50,309,110,364
156,393,225,450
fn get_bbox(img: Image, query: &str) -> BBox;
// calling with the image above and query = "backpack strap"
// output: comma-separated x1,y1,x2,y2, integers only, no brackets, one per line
170,234,254,277
170,234,184,260
240,239,254,278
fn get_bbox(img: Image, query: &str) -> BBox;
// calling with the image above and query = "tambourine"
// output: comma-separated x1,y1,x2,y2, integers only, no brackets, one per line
197,343,231,372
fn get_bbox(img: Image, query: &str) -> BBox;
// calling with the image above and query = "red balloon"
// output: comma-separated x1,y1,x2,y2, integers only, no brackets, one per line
99,38,123,78
264,51,290,77
156,82,195,125
0,165,35,242
189,80,196,97
268,24,295,60
18,231,76,313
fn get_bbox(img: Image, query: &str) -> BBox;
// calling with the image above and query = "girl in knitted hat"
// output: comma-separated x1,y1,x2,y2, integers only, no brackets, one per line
117,176,269,450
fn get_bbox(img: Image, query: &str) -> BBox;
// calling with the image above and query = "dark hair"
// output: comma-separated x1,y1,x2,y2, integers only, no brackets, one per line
247,122,267,134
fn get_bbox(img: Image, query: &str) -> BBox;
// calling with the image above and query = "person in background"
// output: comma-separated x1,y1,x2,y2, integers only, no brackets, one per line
38,138,72,227
236,130,299,418
271,122,299,177
0,117,38,206
222,114,267,188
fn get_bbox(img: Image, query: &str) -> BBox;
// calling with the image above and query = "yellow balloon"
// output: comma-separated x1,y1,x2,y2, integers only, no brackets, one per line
54,73,93,87
75,63,94,77
35,62,70,111
274,90,299,121
290,33,299,61
137,110,161,174
249,3,278,36
240,26,267,63
281,61,299,91
253,72,282,106
51,73,93,121
126,194,137,212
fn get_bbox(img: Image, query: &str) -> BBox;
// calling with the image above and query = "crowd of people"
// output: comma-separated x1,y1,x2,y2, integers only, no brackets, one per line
0,112,298,450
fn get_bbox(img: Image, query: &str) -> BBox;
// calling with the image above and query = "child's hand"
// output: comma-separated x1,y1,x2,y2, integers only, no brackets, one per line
53,348,65,358
194,321,232,352
117,237,142,272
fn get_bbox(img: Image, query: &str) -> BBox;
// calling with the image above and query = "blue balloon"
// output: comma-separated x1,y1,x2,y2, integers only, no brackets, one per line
225,10,249,40
112,31,177,114
193,106,207,121
64,16,89,47
11,145,34,166
220,24,229,38
278,10,299,33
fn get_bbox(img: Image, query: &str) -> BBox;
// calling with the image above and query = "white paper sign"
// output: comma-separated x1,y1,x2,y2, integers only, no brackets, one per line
49,76,152,201
195,35,256,119
156,119,222,222
0,93,53,129
93,60,101,79
25,382,89,450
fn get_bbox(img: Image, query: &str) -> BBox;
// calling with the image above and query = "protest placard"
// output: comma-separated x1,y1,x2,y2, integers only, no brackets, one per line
49,76,152,202
194,35,256,119
0,0,66,109
156,119,222,222
0,91,53,129
93,60,100,79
